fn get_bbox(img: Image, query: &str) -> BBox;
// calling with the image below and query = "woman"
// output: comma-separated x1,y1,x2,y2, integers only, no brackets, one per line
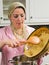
0,2,42,65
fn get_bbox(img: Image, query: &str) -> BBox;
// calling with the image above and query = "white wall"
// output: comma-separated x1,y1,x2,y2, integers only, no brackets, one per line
0,0,3,24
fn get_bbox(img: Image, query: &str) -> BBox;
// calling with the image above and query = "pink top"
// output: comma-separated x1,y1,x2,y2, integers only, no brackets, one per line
0,25,36,65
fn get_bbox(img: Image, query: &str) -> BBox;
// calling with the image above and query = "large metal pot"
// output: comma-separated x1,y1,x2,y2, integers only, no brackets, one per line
8,56,34,65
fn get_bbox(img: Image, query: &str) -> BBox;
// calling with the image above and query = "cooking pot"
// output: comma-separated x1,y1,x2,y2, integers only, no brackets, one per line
8,55,35,65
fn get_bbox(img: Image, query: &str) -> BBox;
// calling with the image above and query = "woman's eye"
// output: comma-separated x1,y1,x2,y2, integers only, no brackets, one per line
20,14,24,17
14,15,18,18
13,14,24,18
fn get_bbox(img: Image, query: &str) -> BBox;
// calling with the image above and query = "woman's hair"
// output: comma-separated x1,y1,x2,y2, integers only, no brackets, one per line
8,2,26,18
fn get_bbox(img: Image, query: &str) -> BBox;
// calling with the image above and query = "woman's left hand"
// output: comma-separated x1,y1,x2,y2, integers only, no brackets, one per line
17,39,26,46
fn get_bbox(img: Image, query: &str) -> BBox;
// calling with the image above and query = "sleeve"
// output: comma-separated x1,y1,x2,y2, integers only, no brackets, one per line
0,28,4,51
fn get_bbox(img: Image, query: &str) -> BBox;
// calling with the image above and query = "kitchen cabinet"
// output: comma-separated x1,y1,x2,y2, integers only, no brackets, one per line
0,0,49,26
27,0,49,25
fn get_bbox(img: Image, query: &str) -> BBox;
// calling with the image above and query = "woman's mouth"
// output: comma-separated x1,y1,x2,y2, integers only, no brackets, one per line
16,22,23,25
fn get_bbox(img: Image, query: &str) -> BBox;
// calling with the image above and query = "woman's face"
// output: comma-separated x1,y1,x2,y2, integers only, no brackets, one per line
10,8,25,29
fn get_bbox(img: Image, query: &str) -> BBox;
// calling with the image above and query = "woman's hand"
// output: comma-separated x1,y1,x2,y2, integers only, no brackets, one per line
3,39,26,47
3,39,20,47
18,39,26,46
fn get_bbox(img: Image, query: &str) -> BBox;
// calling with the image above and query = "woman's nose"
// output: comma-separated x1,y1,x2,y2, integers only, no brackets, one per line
18,15,22,20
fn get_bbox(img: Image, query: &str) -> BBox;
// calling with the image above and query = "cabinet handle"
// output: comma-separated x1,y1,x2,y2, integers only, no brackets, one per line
0,17,3,19
30,16,33,19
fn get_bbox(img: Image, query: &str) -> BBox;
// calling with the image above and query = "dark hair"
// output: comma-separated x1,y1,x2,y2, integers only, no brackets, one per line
15,6,26,13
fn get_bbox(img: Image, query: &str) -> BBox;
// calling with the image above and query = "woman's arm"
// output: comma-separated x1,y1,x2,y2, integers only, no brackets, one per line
0,40,6,48
0,39,19,48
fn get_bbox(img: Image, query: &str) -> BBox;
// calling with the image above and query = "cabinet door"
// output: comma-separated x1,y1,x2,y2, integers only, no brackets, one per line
0,0,3,26
29,0,49,25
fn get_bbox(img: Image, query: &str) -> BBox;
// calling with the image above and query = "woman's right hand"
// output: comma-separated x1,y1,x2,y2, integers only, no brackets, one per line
3,39,20,48
2,39,26,48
